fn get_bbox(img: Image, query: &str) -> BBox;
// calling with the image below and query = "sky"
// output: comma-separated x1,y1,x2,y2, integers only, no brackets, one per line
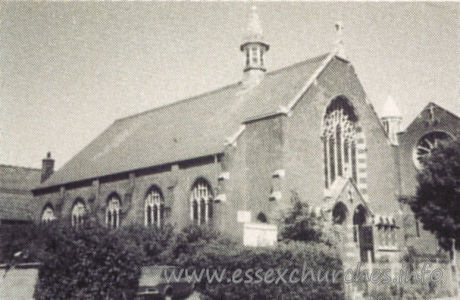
0,2,458,169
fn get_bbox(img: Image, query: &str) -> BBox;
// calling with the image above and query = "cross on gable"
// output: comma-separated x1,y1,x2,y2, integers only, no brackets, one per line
428,103,436,123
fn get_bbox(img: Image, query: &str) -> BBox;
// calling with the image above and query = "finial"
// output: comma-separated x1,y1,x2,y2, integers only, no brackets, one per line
47,152,51,159
335,21,346,59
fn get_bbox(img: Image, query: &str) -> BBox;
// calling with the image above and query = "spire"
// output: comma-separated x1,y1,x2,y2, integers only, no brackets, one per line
381,95,402,118
381,95,403,145
240,6,269,87
334,21,346,59
245,6,263,42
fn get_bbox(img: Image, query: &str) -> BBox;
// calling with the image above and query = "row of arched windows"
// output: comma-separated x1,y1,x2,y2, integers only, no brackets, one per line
41,179,214,229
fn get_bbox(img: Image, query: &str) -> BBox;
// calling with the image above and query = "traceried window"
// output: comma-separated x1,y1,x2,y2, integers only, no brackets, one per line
106,195,121,229
323,98,358,188
71,200,86,227
41,205,55,223
413,131,454,170
190,179,213,225
145,188,164,227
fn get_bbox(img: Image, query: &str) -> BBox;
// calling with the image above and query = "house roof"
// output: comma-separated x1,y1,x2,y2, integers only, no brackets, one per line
37,53,335,190
0,165,41,192
0,165,41,220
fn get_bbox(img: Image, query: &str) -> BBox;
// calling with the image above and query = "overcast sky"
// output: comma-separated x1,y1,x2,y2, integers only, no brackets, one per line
0,2,458,169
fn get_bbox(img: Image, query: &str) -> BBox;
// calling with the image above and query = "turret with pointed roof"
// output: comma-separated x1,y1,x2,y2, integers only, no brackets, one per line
240,6,269,87
381,95,402,145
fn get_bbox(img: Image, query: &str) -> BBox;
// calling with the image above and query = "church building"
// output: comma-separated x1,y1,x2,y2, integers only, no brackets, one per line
32,7,459,267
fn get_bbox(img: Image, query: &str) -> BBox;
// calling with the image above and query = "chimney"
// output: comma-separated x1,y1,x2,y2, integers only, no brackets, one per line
41,152,55,183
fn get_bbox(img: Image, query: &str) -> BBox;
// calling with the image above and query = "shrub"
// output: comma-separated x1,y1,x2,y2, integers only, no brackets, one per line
163,224,232,265
30,220,143,299
279,191,337,246
116,223,175,265
0,223,46,263
180,240,344,300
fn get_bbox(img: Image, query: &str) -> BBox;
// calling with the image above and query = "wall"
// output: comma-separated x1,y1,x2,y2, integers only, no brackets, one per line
398,104,459,197
284,57,400,217
34,157,224,233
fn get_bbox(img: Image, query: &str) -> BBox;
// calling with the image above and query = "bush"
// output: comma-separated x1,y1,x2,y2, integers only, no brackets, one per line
163,224,232,265
33,220,144,299
279,191,336,246
116,223,175,265
0,223,47,263
179,240,344,300
1,218,344,299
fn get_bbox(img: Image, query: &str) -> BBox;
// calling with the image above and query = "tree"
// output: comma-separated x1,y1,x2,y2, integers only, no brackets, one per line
33,220,144,300
410,138,460,250
279,191,335,246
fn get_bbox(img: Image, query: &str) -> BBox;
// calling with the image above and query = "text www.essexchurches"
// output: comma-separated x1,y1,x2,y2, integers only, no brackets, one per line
162,262,443,285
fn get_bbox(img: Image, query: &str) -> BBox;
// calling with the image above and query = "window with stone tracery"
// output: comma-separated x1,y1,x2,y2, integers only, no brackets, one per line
106,195,121,229
71,200,86,227
145,187,164,227
190,179,213,225
323,98,358,188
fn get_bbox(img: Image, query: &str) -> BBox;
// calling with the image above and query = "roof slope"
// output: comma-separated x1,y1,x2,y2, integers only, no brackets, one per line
39,53,331,189
0,165,41,192
0,165,41,220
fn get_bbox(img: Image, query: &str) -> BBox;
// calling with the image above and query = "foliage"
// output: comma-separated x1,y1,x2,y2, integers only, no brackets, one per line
180,240,343,300
410,138,460,250
32,220,143,299
116,223,175,265
0,207,345,299
279,191,336,246
162,224,233,265
0,223,47,263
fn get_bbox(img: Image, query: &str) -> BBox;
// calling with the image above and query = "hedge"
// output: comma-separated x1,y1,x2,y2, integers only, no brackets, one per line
0,219,344,299
179,240,344,300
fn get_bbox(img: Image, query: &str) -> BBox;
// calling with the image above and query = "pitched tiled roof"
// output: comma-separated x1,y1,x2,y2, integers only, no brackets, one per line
37,53,333,189
0,165,41,220
0,165,41,192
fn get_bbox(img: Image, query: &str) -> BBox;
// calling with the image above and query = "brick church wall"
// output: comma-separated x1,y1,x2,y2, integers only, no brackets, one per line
34,158,223,233
284,57,400,217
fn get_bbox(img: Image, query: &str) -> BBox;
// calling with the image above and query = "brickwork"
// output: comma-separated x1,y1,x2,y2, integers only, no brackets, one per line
284,58,400,217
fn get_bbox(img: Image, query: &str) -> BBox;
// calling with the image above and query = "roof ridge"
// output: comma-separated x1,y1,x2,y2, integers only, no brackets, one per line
115,53,331,123
0,164,41,171
265,53,331,76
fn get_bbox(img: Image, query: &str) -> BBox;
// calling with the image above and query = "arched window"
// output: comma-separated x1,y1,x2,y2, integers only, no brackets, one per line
190,179,213,225
106,195,121,229
323,97,358,188
71,200,86,227
145,188,164,227
41,205,55,223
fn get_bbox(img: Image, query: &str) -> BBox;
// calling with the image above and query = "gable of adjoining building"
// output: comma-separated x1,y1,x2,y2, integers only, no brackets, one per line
398,103,459,197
